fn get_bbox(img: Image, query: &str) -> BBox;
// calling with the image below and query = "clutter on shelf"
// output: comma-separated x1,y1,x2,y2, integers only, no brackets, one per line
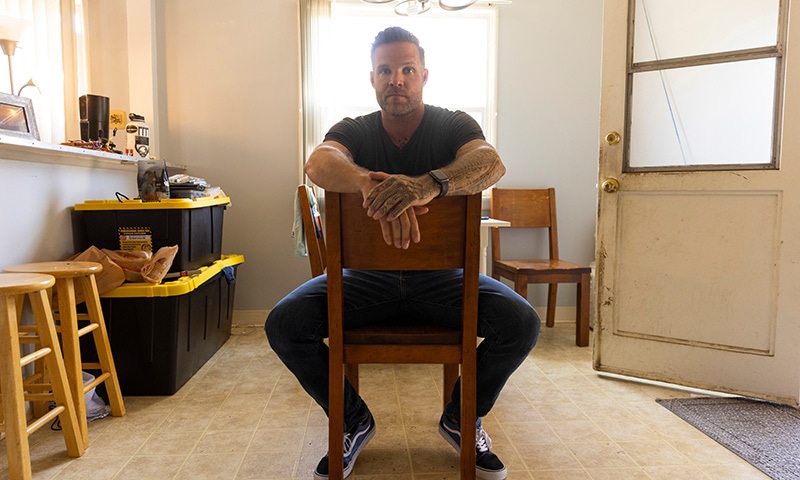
169,173,226,199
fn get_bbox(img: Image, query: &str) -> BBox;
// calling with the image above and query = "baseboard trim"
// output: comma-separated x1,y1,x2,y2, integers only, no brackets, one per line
534,306,578,324
233,310,269,327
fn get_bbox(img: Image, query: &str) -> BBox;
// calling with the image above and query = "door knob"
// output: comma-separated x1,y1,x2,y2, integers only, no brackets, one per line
602,178,619,193
605,131,621,145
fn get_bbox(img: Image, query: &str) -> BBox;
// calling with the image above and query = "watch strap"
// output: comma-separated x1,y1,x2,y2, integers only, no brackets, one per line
429,169,449,198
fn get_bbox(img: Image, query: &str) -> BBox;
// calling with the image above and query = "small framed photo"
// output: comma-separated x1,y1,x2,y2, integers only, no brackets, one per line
0,92,39,140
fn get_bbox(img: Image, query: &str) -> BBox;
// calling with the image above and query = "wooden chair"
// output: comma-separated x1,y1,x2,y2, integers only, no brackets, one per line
489,187,592,347
325,191,481,480
0,272,85,480
298,184,327,278
298,185,460,396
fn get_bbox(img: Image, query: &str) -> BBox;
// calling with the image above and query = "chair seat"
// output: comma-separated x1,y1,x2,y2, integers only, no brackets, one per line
344,322,462,345
494,259,592,275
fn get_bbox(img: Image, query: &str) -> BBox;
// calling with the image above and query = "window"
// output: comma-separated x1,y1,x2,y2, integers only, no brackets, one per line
626,0,786,171
0,0,84,143
302,1,499,161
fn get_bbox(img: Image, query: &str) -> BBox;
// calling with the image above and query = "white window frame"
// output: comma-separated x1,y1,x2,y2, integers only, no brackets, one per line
313,1,499,149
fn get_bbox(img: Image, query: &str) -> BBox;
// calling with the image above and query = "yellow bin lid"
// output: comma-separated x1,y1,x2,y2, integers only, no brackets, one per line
100,254,244,298
75,196,231,211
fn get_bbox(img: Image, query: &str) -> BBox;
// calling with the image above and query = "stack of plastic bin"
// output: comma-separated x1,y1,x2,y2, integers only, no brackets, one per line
72,197,243,395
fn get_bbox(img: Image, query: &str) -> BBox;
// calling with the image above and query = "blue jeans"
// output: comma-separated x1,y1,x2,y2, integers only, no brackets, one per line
265,269,540,430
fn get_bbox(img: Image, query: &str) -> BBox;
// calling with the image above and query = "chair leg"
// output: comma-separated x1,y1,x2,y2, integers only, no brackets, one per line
345,363,359,392
576,273,590,347
443,364,458,409
459,359,477,479
513,276,528,301
546,283,558,328
328,359,345,480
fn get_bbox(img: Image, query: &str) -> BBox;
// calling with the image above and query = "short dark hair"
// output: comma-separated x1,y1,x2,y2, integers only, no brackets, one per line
371,26,425,66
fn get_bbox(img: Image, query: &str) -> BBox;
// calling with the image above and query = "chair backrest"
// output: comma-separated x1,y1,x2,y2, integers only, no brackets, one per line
489,187,559,260
325,191,483,477
325,191,482,330
298,185,327,277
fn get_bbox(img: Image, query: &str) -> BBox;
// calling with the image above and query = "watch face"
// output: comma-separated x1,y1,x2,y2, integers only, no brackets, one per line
431,170,448,182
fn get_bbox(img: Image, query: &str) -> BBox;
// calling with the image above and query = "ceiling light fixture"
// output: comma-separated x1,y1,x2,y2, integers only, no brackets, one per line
361,0,510,16
394,0,432,16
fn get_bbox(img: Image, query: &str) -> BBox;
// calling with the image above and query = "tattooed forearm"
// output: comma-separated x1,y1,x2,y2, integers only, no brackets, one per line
441,141,506,196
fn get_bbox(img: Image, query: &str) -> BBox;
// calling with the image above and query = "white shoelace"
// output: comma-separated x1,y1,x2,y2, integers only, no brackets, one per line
476,426,493,453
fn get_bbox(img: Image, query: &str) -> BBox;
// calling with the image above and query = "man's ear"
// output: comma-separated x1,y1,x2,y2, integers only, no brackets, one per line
422,68,429,85
370,71,375,87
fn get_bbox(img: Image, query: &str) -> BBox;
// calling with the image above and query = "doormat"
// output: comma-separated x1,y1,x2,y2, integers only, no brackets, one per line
656,397,800,480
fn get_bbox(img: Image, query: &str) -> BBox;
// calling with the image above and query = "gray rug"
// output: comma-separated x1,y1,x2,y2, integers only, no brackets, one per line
656,397,800,480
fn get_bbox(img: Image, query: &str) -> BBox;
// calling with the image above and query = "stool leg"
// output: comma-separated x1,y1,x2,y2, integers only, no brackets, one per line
54,277,89,448
77,275,125,417
14,292,50,418
0,295,33,480
28,288,85,457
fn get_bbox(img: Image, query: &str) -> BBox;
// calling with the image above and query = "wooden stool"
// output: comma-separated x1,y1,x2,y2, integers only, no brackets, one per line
0,272,85,480
3,261,126,449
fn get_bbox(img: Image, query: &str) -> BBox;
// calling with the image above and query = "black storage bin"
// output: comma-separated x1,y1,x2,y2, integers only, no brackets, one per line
83,255,243,396
72,197,229,273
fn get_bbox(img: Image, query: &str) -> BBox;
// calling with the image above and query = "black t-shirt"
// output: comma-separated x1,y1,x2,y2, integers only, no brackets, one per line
323,105,485,176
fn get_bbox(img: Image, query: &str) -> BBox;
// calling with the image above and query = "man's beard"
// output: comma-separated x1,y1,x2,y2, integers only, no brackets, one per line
378,92,422,117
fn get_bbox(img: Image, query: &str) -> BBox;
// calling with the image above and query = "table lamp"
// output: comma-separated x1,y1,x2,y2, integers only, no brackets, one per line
0,15,32,95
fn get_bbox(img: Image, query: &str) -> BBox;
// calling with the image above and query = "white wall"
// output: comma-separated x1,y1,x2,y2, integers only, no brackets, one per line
152,0,307,316
0,152,136,266
0,0,603,322
147,0,604,314
495,0,602,307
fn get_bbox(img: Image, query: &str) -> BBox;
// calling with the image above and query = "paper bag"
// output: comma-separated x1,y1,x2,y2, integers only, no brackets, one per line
66,245,126,304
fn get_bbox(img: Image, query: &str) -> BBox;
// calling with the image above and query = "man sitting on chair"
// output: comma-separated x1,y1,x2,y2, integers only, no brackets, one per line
266,26,540,480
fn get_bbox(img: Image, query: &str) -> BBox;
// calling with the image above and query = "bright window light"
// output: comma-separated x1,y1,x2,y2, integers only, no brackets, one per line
329,3,498,143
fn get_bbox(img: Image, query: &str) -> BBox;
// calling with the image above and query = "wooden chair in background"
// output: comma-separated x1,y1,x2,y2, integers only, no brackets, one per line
325,191,482,479
298,185,326,278
489,187,592,347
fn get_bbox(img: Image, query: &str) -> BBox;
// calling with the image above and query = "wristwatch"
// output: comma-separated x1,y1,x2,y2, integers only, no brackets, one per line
429,169,449,198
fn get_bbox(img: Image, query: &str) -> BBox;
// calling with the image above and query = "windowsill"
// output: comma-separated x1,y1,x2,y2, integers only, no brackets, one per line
0,136,186,172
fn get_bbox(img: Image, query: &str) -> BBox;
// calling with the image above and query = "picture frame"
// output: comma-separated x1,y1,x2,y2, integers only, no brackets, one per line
0,92,39,141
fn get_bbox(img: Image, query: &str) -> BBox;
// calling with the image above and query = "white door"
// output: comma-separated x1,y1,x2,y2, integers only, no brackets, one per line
594,0,800,406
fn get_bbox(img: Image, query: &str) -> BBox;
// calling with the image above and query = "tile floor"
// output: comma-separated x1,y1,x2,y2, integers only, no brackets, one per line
1,323,770,479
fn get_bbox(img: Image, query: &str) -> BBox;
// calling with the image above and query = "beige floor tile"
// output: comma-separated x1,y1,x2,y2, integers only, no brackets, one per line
50,455,131,479
0,323,775,480
566,442,638,469
172,453,244,480
530,469,591,480
585,467,651,479
114,455,187,480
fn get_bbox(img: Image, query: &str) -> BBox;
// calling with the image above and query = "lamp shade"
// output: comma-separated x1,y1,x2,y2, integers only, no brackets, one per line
438,0,478,10
0,15,31,42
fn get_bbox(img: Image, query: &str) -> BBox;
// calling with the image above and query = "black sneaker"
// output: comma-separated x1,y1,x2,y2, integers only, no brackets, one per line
313,410,376,479
438,413,507,480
